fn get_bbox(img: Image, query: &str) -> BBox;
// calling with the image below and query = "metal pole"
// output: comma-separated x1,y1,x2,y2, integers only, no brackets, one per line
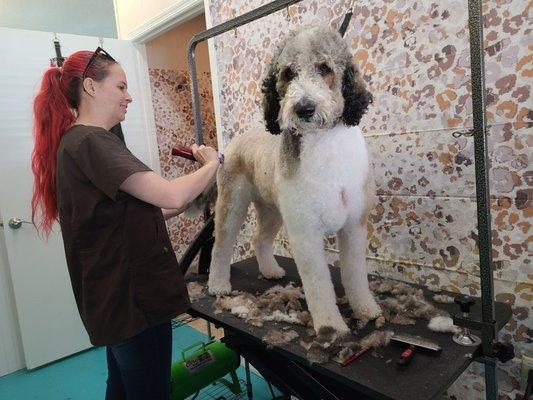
485,359,498,400
187,0,303,145
467,0,498,398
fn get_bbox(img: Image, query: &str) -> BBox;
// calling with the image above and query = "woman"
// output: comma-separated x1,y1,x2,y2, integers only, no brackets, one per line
31,47,219,399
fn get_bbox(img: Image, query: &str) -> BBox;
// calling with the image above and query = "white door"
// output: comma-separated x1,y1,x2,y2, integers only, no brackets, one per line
0,27,160,369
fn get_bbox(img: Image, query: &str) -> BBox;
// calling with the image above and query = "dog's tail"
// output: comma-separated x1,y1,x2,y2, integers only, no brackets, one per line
182,180,218,219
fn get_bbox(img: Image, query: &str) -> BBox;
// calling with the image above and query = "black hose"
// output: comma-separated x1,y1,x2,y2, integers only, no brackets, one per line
524,369,533,399
267,380,276,399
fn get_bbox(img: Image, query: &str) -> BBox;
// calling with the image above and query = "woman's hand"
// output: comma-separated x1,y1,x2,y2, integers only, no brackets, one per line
121,145,219,210
191,144,218,166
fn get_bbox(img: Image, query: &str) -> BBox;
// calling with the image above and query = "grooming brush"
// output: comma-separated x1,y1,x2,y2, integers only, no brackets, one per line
390,333,442,367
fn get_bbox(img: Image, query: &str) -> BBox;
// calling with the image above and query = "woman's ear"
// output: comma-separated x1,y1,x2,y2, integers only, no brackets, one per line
342,63,373,126
261,63,282,135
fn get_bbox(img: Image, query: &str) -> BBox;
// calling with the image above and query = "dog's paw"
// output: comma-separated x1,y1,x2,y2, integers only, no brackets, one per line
315,316,350,336
352,299,382,321
259,264,286,280
207,278,232,296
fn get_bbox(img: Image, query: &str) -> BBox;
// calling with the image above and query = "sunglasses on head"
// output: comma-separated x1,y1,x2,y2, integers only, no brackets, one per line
82,47,116,84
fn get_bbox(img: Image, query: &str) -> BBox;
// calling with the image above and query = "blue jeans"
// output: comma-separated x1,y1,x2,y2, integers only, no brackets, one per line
105,321,172,400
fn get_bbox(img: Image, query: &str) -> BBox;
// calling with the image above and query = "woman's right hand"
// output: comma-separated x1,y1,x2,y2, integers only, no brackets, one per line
191,144,219,166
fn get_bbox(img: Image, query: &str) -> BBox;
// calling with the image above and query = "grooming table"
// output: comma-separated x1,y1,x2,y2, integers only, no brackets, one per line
188,256,512,400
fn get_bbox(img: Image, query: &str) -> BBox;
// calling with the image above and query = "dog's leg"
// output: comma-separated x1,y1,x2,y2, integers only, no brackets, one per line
284,220,350,334
252,202,285,279
337,219,381,321
208,177,251,295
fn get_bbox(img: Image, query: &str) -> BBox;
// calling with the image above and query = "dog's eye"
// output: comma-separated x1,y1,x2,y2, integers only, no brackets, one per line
317,63,332,76
281,68,296,82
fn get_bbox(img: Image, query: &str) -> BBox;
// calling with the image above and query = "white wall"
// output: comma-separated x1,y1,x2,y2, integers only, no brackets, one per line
0,0,116,377
0,0,117,38
114,0,176,37
145,13,210,71
0,213,24,376
114,0,203,42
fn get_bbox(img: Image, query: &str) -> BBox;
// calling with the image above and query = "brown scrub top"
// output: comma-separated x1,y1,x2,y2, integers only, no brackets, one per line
56,124,190,346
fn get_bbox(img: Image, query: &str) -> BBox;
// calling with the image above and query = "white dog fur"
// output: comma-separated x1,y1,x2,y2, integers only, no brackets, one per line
207,26,381,335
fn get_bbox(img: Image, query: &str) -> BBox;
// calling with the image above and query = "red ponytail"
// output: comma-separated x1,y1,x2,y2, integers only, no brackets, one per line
31,66,75,237
31,50,114,238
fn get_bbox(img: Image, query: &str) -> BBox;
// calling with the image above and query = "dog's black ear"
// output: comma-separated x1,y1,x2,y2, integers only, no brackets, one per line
261,65,281,135
342,63,373,126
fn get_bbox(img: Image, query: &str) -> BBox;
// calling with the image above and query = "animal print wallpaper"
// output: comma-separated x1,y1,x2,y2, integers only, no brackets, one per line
149,1,531,398
204,1,531,399
148,68,217,261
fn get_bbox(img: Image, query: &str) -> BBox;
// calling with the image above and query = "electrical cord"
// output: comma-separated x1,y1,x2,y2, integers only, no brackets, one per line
267,379,276,399
524,369,532,399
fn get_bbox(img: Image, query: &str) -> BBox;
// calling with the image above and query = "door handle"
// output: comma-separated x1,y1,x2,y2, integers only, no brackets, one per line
6,218,33,229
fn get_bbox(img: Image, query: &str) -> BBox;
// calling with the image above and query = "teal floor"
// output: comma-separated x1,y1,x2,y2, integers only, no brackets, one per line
0,323,280,400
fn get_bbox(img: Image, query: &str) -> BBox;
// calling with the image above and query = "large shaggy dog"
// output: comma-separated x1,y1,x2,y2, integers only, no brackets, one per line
207,26,381,334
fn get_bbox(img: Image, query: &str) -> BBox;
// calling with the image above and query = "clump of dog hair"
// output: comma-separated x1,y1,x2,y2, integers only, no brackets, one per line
187,282,206,302
370,279,449,324
433,294,455,304
370,279,423,298
299,336,314,351
298,326,360,364
306,343,332,364
212,283,311,327
297,311,313,327
333,330,394,364
358,330,394,350
369,280,396,294
375,315,386,328
337,346,356,363
389,314,416,325
427,284,443,293
213,291,257,316
263,329,299,348
299,328,395,365
428,316,461,333
356,318,372,329
336,296,349,305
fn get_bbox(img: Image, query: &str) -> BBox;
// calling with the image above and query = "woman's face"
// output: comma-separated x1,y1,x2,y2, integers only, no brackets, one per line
93,63,132,126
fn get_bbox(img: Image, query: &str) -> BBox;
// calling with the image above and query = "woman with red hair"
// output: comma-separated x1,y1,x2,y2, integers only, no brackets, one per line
31,48,219,399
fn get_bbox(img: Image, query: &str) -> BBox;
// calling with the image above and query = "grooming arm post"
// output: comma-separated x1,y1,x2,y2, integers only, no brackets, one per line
467,0,496,351
467,1,500,399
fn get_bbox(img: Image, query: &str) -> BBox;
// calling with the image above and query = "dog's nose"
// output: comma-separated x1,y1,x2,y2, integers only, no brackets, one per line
294,100,316,120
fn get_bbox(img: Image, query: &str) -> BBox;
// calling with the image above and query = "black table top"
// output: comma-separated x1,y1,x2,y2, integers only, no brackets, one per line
188,256,512,400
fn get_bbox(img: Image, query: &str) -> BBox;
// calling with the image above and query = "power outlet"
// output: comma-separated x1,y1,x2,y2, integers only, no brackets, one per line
521,355,533,391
